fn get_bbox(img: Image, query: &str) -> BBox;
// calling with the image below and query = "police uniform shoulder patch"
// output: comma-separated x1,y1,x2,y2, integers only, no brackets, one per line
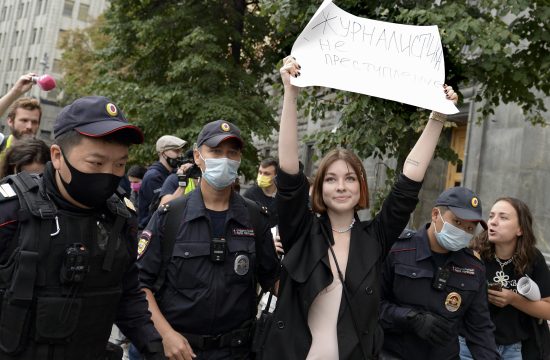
464,248,482,262
123,197,136,212
137,230,152,259
0,183,17,200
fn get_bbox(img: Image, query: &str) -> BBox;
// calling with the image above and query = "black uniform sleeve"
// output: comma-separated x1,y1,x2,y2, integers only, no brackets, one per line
0,199,20,263
138,172,165,229
275,168,312,253
379,251,415,330
159,174,179,199
114,216,162,351
372,174,422,259
136,211,165,291
461,268,500,360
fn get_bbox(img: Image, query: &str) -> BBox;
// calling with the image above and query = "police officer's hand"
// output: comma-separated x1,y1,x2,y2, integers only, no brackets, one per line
406,310,454,345
162,330,196,360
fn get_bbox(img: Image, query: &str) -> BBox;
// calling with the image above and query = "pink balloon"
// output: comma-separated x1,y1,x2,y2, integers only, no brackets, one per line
32,74,56,91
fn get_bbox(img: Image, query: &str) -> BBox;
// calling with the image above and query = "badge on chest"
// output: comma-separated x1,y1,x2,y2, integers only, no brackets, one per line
234,254,250,275
445,292,462,312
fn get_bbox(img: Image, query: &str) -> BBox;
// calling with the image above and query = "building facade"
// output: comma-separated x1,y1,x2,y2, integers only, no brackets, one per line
0,0,109,140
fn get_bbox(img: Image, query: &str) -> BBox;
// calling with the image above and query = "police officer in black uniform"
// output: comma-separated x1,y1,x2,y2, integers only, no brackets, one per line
379,187,500,360
137,120,280,360
0,96,164,360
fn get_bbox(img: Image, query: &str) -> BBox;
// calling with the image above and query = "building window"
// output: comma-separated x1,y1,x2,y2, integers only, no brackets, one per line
78,3,89,21
16,1,23,18
52,58,61,74
14,58,19,71
445,124,467,188
63,0,74,17
57,29,66,48
33,57,37,68
35,0,42,15
18,30,24,46
25,57,31,70
0,6,6,21
38,27,43,44
30,28,36,44
43,0,48,14
11,31,17,47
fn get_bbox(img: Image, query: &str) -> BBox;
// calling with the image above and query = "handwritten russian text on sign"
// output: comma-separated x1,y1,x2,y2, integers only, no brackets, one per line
291,0,458,114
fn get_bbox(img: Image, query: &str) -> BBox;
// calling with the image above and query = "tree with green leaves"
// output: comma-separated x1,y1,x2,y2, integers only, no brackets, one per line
60,0,548,184
60,0,281,176
260,0,548,210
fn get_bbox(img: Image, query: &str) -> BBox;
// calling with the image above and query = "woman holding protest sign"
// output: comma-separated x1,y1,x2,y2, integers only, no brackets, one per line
255,56,458,359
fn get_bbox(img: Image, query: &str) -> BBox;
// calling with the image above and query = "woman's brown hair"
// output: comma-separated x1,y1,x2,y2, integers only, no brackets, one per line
476,197,537,275
310,148,369,213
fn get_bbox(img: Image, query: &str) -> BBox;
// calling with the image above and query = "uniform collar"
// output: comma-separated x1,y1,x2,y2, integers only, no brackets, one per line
183,189,251,229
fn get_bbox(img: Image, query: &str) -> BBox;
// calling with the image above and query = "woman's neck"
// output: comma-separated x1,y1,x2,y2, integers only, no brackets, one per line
327,209,355,229
494,242,516,260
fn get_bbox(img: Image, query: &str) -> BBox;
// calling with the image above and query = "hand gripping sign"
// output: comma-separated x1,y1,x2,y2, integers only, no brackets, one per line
291,0,459,114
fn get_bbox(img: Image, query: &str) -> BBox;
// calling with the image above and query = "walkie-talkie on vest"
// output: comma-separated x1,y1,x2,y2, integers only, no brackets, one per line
60,243,90,284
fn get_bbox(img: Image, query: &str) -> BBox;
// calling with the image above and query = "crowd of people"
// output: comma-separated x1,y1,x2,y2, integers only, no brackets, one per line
0,57,548,360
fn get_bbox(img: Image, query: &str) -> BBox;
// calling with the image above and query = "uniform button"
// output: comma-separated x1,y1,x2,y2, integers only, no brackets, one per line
277,321,285,329
411,272,417,277
365,286,373,295
461,283,465,287
184,251,190,257
237,340,242,345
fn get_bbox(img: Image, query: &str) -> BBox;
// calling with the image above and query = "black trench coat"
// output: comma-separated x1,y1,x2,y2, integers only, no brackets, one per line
262,169,422,360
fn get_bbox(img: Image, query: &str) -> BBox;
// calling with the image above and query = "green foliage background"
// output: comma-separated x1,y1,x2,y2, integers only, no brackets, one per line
59,0,549,185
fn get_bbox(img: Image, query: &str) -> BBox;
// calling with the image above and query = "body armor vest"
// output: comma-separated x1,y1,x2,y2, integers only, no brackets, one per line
0,172,132,360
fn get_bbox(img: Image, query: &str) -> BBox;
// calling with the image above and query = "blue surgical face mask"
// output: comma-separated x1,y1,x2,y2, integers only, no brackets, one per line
433,211,473,251
198,151,240,190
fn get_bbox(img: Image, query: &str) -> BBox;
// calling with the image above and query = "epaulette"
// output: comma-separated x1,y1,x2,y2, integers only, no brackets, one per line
258,205,269,217
464,248,483,263
0,183,18,203
159,203,170,213
123,197,136,213
398,229,416,240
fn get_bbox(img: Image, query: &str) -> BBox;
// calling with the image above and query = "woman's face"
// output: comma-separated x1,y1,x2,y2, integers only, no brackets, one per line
488,200,522,246
322,159,360,214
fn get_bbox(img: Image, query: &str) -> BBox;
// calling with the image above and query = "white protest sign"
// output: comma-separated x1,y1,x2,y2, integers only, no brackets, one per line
291,0,458,114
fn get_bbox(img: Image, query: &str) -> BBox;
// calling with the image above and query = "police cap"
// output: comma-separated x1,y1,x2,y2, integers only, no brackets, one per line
54,96,143,144
435,187,487,229
196,120,243,149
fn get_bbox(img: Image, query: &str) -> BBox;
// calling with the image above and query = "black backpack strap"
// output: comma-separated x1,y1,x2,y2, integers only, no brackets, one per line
151,195,190,293
0,173,56,354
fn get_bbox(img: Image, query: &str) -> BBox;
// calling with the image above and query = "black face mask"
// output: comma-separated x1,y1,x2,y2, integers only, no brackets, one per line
164,153,184,169
59,149,122,208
